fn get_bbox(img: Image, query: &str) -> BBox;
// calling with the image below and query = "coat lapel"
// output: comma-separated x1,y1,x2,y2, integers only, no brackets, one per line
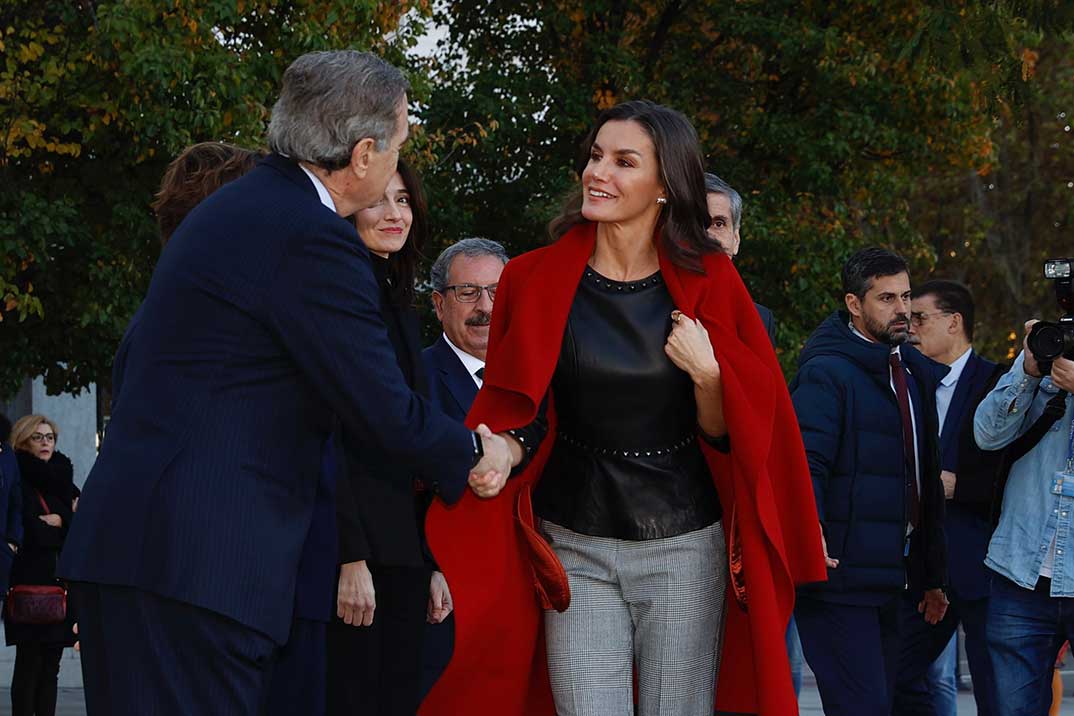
475,224,593,426
939,351,976,454
431,336,479,416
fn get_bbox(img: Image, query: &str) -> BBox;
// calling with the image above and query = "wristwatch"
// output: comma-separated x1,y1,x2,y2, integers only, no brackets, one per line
471,430,484,468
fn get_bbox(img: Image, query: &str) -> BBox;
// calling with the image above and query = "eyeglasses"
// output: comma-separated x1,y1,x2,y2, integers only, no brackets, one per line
442,284,497,303
909,311,952,326
29,433,55,444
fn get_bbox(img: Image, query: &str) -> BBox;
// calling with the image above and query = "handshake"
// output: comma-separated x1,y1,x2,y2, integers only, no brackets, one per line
468,424,520,499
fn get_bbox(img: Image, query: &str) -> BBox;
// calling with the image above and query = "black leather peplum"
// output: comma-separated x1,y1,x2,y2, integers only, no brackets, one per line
532,267,723,540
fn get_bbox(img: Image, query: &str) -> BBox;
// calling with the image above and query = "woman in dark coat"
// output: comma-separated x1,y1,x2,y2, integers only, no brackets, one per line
5,414,77,716
327,158,440,715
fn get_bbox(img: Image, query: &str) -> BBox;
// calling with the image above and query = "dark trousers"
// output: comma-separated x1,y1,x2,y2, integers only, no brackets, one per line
11,643,63,716
265,618,326,716
327,565,429,716
892,589,996,716
796,593,903,716
987,573,1074,716
71,582,278,716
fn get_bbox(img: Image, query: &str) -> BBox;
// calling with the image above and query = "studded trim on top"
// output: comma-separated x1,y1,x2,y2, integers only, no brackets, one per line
555,429,695,458
583,267,663,292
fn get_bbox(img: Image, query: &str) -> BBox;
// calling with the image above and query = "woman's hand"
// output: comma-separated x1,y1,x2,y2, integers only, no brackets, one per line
427,571,453,624
337,560,376,627
665,311,720,387
667,311,727,437
39,514,62,528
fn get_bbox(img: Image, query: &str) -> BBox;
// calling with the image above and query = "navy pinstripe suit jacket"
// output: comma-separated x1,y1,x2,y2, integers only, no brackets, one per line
58,154,474,644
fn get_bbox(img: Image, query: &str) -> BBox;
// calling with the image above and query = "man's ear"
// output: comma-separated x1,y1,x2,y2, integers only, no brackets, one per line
432,291,445,321
845,293,862,318
349,137,376,179
950,312,964,337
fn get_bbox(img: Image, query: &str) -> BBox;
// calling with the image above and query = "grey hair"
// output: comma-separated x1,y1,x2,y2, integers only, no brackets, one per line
267,51,409,171
703,172,743,231
430,238,509,294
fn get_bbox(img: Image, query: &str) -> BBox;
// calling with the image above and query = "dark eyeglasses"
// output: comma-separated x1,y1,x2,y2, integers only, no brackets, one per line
909,311,952,327
29,433,55,444
442,284,497,303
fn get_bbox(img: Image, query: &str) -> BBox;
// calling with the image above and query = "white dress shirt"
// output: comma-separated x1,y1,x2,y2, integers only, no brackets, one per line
935,347,973,435
298,164,337,213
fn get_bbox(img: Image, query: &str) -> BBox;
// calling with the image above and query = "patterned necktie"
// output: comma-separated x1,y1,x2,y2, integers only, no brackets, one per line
889,351,920,529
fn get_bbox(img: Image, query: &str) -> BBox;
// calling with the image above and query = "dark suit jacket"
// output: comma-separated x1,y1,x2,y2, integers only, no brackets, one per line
755,302,776,347
115,308,337,623
58,154,474,644
334,258,433,568
938,351,1006,600
423,336,480,424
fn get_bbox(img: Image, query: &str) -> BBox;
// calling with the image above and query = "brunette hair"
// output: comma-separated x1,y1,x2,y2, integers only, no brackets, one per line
362,158,426,305
548,100,717,272
10,414,59,454
842,247,909,299
153,142,263,246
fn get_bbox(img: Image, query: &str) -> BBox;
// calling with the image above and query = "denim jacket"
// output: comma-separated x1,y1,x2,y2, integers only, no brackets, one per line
974,351,1074,596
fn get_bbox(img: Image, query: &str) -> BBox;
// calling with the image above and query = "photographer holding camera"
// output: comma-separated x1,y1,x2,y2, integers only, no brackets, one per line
973,258,1074,716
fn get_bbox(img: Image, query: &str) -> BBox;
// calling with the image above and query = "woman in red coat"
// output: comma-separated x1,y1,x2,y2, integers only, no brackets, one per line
424,100,827,716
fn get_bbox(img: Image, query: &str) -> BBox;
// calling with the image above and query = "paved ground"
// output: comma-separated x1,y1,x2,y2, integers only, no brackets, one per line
0,647,1064,714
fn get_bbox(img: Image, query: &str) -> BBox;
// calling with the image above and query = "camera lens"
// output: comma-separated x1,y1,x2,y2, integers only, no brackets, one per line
1028,323,1066,361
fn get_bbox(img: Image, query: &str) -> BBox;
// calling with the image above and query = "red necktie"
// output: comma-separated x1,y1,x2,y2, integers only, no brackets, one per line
889,352,920,529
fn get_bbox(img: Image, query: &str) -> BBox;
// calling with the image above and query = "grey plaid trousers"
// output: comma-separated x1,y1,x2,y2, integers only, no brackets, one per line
541,520,728,716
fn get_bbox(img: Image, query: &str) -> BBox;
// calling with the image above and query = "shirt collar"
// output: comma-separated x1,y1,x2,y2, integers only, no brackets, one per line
443,333,485,380
298,164,337,213
849,320,901,356
941,346,974,387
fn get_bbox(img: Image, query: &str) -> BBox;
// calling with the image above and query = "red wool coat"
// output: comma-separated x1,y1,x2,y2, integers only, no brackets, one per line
423,223,827,716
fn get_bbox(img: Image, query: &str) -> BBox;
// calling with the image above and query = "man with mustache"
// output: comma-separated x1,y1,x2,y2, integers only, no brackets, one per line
789,247,949,715
420,238,509,695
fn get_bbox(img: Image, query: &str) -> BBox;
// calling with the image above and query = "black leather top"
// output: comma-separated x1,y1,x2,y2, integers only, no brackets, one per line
532,267,723,540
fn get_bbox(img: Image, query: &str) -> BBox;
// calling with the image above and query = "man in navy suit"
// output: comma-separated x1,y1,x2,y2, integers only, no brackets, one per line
893,280,1003,716
419,238,509,696
58,51,513,716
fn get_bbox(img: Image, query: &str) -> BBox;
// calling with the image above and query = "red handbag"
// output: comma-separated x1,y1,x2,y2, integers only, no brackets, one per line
4,491,67,625
5,585,67,625
514,483,571,612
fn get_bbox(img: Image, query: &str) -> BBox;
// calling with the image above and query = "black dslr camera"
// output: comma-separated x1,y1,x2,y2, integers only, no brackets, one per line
1027,258,1074,374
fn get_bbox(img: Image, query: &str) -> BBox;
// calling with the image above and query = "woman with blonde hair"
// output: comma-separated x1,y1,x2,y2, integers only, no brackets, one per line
5,415,77,716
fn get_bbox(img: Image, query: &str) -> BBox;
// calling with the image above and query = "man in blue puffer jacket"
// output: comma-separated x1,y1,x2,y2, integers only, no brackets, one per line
790,248,949,716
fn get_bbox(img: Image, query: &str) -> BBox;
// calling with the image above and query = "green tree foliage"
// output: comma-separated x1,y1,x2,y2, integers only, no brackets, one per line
0,0,428,397
416,1,1074,372
5,1,1074,397
915,33,1074,363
